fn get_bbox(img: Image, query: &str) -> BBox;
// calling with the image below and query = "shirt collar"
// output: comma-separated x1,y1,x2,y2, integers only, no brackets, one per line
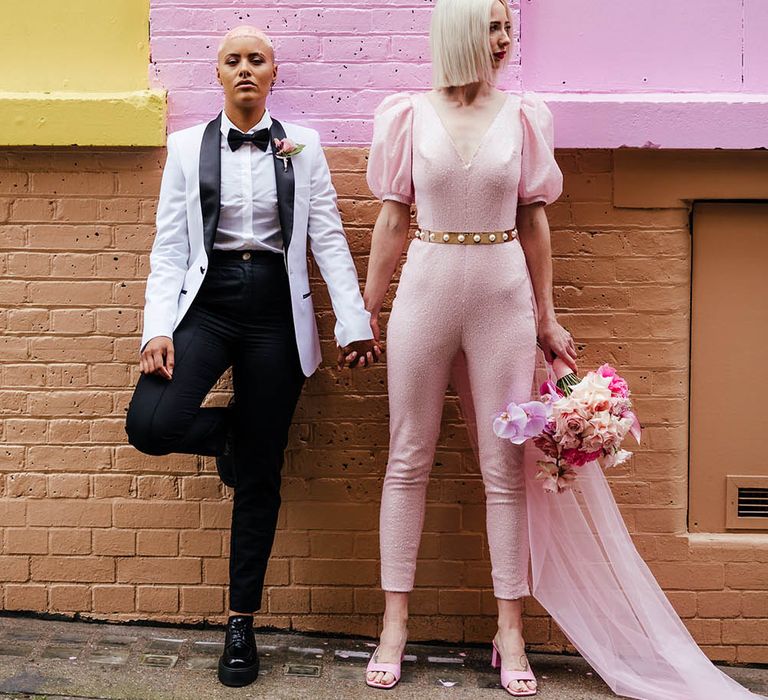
220,108,273,138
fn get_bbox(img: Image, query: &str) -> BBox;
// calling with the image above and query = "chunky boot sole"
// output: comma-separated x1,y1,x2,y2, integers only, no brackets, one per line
217,658,259,687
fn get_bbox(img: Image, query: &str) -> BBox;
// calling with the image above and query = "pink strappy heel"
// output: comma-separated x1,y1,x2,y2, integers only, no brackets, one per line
365,646,403,690
491,641,538,697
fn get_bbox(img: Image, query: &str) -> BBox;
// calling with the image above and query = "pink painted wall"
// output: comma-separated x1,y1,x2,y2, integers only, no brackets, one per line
744,0,768,91
150,0,768,148
522,0,746,93
149,0,520,143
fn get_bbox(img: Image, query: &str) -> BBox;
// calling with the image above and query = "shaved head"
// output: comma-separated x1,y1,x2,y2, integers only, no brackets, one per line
217,25,275,61
216,24,278,122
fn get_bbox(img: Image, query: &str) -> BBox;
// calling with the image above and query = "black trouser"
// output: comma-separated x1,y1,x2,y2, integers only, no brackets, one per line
125,250,305,612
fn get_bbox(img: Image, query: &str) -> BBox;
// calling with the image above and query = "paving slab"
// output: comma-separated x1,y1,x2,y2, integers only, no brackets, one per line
0,616,766,700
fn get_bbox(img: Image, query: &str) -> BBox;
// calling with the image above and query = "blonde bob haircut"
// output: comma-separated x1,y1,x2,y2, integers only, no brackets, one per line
430,0,511,88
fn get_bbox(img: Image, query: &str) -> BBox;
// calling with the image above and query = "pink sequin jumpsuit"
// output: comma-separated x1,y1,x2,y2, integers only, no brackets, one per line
367,92,563,599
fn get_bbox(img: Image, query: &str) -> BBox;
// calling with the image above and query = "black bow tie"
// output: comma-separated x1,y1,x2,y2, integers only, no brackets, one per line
227,127,270,152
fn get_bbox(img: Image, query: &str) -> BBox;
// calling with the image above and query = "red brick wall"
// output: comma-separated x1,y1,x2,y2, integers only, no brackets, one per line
0,147,765,663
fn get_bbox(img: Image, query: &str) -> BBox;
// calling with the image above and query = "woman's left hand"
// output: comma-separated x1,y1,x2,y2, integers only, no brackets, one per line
537,318,578,372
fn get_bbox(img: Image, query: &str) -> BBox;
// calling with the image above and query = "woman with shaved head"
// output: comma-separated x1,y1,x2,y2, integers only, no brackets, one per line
126,25,378,688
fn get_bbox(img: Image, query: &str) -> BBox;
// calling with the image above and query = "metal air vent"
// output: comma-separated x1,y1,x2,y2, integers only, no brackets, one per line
738,488,768,518
726,476,768,530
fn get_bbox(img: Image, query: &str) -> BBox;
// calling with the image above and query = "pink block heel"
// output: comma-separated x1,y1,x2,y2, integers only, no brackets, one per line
365,646,404,690
491,641,537,697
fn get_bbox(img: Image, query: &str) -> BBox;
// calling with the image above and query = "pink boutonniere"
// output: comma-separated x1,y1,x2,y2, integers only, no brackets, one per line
273,137,305,171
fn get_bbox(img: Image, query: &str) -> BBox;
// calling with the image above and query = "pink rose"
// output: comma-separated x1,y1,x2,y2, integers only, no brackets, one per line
553,400,590,448
580,411,616,451
597,364,630,398
608,377,629,398
562,448,601,467
564,411,588,434
273,137,298,155
581,433,603,452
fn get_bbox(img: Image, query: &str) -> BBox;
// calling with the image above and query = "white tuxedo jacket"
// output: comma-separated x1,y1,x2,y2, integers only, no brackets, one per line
141,113,372,376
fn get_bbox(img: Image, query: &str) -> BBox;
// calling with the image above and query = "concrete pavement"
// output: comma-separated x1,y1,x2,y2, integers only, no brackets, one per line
0,616,766,700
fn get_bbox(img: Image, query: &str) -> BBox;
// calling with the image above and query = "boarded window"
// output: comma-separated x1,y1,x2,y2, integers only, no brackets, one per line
689,202,768,533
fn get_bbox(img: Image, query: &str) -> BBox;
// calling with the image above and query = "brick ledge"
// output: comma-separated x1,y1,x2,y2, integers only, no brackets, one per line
543,92,768,150
0,90,167,147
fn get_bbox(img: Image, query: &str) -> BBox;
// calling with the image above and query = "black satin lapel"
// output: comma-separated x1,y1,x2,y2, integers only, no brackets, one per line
269,118,295,251
199,113,222,258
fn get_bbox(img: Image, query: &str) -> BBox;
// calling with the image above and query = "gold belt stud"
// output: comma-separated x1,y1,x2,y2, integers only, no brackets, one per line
415,229,517,245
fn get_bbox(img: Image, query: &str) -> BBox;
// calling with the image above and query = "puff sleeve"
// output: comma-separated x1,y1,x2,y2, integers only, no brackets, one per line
366,93,414,205
518,94,563,206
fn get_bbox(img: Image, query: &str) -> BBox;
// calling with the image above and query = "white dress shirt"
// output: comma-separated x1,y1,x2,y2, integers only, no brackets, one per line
214,109,283,253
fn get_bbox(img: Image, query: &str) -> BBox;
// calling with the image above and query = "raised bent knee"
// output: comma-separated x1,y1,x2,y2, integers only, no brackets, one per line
125,403,175,456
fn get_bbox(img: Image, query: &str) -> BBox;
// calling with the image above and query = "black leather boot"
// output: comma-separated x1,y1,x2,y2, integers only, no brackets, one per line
215,397,236,488
217,614,259,687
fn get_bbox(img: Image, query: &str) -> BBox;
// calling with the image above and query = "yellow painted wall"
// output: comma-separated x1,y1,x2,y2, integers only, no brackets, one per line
0,0,165,146
0,1,150,92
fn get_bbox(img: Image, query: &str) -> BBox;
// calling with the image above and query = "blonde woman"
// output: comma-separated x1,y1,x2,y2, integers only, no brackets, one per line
361,1,768,699
363,0,572,694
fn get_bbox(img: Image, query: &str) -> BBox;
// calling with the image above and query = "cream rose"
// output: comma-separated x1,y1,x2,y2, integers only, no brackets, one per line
569,372,612,411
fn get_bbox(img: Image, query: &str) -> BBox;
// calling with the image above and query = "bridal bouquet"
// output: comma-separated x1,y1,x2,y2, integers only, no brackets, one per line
493,361,641,493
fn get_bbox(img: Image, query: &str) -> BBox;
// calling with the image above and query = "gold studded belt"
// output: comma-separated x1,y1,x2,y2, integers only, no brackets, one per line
415,228,517,245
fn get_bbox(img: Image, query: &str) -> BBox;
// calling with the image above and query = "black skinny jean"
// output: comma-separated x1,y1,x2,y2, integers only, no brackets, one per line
126,250,305,612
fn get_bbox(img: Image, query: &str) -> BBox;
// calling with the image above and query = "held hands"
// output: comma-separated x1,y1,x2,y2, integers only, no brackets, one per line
537,317,578,373
140,336,175,380
337,312,384,369
336,339,382,370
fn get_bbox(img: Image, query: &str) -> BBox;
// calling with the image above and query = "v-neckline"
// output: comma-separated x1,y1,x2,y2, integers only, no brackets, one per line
424,92,510,170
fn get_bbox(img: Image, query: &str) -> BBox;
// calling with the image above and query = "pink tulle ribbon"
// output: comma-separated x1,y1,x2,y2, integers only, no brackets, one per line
525,448,764,700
